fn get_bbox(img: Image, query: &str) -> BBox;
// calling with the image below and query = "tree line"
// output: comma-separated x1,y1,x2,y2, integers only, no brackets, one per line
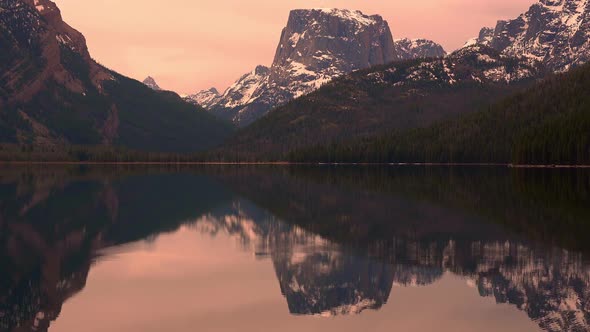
288,63,590,165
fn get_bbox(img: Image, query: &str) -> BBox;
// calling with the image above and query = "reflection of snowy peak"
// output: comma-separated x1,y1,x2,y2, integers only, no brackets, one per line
187,8,397,126
191,201,393,316
273,248,394,317
469,0,590,72
469,242,590,332
190,199,590,329
389,237,590,332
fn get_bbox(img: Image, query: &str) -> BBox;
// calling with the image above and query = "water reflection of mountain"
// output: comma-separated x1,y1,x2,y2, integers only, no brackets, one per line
208,166,590,331
196,203,590,331
0,166,589,331
195,202,395,317
0,167,234,331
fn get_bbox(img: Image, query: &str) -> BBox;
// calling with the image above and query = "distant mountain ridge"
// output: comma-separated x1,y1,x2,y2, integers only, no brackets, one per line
186,9,446,126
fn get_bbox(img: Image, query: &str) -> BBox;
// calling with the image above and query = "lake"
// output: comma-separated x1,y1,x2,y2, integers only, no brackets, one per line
0,165,589,332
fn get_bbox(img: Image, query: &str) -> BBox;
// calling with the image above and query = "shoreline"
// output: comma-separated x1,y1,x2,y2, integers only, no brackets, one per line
1,161,590,169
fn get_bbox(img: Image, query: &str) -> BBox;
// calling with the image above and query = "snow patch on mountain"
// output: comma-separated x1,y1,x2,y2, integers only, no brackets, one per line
142,76,161,90
313,8,381,27
467,0,590,72
394,38,447,59
364,45,541,88
185,87,220,109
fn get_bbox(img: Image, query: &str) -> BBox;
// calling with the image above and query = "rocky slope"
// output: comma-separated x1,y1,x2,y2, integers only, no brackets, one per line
470,0,590,72
188,87,220,109
219,45,543,159
142,76,161,90
0,0,232,152
394,38,447,59
188,9,450,126
187,8,398,126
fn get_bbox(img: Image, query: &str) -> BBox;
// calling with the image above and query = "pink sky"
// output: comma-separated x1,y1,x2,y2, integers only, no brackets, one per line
54,0,535,95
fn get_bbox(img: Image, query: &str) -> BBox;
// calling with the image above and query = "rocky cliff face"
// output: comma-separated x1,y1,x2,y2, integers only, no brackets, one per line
394,38,447,59
470,0,590,72
269,8,396,94
0,0,111,105
187,8,398,126
142,76,161,90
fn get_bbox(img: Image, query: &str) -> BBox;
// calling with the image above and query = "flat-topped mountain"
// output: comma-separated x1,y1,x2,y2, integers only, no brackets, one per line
187,8,398,125
188,9,451,126
470,0,590,72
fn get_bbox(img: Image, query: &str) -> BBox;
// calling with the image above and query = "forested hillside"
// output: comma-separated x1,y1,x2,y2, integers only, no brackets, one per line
289,63,590,165
218,46,541,160
0,0,233,153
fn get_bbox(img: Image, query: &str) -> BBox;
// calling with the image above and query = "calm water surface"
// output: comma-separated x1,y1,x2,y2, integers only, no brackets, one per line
0,166,589,332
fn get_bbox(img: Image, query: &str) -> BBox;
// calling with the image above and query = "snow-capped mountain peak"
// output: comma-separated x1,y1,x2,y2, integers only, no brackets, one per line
142,76,161,90
185,9,447,126
219,65,270,108
469,0,590,72
185,87,220,109
394,38,447,59
186,8,397,125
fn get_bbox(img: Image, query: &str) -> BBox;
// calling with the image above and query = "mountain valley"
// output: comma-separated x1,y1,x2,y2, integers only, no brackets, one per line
0,0,232,152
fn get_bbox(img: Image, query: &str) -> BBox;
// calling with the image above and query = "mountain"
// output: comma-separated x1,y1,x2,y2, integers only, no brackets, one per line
0,0,232,152
288,60,590,165
470,0,590,72
187,8,397,126
218,45,542,160
186,87,220,109
142,76,161,90
187,9,449,126
394,38,447,59
186,65,271,117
